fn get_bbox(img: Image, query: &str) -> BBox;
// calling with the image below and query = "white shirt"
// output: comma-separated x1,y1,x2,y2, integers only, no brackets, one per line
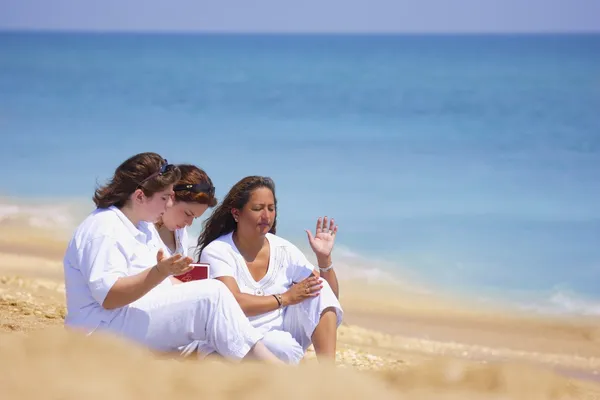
145,224,189,257
199,232,316,333
63,206,167,333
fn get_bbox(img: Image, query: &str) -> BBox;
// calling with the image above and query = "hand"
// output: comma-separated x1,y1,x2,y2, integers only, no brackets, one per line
282,275,323,306
305,216,338,258
155,249,194,277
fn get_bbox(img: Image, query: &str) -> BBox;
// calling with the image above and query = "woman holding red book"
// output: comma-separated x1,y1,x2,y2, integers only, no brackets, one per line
149,164,217,282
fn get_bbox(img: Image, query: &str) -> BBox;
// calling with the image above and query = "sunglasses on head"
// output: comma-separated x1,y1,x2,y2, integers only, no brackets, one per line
138,159,176,186
174,183,216,196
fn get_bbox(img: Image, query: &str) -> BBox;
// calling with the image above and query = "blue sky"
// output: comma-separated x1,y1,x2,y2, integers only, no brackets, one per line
1,0,599,33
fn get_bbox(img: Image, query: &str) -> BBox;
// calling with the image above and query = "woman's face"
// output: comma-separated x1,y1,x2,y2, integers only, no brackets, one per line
235,187,276,237
161,200,209,231
139,186,175,223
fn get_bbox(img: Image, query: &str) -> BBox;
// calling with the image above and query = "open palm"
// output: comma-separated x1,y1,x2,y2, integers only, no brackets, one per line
305,216,338,258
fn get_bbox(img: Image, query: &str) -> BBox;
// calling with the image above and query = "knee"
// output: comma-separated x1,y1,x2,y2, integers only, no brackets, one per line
303,279,336,309
319,279,335,296
207,278,229,292
196,278,226,290
314,280,344,327
262,331,304,365
191,278,233,301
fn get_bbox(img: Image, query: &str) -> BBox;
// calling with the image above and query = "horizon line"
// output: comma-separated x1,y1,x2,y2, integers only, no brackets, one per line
1,28,599,36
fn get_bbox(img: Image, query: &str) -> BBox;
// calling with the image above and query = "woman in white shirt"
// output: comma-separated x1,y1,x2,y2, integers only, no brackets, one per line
197,176,343,364
63,153,281,363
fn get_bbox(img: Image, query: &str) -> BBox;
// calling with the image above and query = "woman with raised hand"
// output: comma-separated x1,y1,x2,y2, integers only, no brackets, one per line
197,176,343,364
63,153,281,364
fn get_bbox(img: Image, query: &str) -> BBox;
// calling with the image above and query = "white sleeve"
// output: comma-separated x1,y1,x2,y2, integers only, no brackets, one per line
199,245,235,279
79,235,128,305
288,245,317,283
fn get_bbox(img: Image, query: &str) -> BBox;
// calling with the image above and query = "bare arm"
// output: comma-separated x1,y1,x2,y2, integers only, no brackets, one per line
304,216,340,298
102,266,169,309
215,275,322,317
102,250,192,310
200,248,282,316
317,254,339,298
215,276,281,317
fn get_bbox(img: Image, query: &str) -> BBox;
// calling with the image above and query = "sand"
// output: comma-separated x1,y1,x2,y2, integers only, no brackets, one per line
1,224,600,399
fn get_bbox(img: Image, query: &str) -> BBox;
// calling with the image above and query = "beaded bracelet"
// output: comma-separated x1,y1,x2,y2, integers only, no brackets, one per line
319,263,334,272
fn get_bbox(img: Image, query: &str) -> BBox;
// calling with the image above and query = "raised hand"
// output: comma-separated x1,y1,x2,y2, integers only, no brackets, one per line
155,249,194,277
305,216,338,258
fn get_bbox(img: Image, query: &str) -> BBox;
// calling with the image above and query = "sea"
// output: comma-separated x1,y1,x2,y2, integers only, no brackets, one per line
1,32,599,316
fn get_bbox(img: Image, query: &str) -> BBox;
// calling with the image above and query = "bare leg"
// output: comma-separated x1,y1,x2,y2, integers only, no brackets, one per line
245,340,285,365
199,341,284,365
311,307,338,363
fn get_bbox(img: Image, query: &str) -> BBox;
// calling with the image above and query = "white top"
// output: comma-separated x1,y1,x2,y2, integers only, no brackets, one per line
145,224,189,257
63,206,167,333
199,232,316,333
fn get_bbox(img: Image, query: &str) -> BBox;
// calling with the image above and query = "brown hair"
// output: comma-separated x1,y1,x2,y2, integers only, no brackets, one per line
197,176,276,258
93,152,181,209
173,165,217,207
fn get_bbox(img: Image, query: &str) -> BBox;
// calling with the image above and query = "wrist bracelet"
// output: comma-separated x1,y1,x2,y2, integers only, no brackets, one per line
273,294,284,309
319,263,334,272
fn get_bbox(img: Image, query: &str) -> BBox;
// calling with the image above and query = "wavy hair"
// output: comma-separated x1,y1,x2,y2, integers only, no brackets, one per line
197,176,276,259
93,152,180,209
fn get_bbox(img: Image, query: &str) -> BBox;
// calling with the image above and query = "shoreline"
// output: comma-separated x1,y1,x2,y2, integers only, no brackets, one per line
1,225,600,398
2,195,600,319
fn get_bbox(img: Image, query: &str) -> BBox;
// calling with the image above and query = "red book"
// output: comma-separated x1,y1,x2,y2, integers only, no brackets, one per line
176,263,210,282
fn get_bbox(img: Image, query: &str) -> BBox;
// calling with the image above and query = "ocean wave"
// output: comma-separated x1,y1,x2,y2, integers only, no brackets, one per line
5,198,599,319
520,289,600,317
313,244,415,285
186,229,430,292
0,203,413,290
0,198,92,231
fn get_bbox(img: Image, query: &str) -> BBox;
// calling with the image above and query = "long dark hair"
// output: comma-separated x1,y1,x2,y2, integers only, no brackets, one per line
93,152,180,209
197,176,277,259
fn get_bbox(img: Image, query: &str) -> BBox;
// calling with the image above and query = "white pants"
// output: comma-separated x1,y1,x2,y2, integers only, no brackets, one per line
94,279,264,360
188,280,343,364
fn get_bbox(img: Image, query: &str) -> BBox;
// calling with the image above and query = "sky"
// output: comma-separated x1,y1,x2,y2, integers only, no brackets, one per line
0,0,599,33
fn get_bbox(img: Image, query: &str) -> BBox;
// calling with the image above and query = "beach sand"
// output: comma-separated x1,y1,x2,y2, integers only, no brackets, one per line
1,224,600,399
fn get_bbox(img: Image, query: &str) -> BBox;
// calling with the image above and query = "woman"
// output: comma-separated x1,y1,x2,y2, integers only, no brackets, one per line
63,152,281,364
149,164,216,284
197,176,343,364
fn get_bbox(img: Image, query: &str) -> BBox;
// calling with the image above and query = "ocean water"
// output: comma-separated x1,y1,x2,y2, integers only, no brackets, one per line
1,32,600,315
